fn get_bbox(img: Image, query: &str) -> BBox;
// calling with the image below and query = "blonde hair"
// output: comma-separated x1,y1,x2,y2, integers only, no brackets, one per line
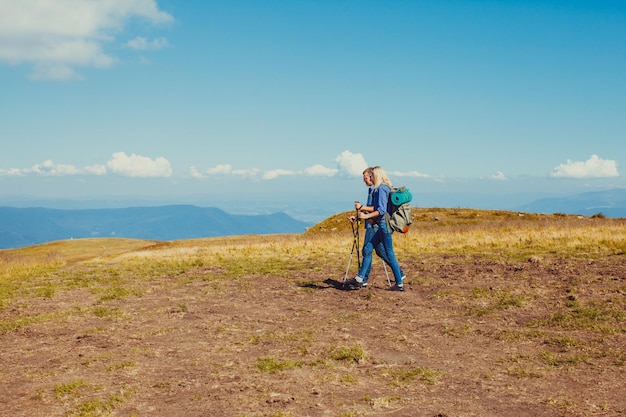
371,166,392,189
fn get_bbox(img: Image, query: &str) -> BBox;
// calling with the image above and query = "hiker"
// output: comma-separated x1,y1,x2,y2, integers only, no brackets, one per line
352,167,404,287
346,166,405,291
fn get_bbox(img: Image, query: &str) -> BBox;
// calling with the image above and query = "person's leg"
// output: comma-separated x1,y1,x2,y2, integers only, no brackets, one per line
368,225,404,285
372,224,404,279
346,229,379,289
379,223,403,287
361,226,375,284
357,238,375,281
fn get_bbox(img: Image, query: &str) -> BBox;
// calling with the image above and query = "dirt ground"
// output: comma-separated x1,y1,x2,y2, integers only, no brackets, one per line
1,250,625,416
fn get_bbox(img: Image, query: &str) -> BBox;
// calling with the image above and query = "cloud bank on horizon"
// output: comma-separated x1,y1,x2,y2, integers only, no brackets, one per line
0,151,619,181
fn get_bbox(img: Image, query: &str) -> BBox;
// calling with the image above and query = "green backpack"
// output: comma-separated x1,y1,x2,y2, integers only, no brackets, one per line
387,186,413,233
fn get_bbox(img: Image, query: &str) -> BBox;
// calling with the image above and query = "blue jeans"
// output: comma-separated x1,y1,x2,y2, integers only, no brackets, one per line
358,220,403,285
362,224,404,284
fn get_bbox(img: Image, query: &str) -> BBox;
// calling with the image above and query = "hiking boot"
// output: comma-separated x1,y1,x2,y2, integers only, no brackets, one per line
388,284,405,292
344,278,363,290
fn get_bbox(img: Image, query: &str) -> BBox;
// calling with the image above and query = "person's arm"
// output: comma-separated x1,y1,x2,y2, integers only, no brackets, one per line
376,185,390,218
358,209,380,220
354,187,374,213
355,202,374,213
357,187,387,220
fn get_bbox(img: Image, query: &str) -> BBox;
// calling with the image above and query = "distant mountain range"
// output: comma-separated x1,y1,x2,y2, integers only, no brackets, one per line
2,188,625,249
515,188,626,218
0,205,312,249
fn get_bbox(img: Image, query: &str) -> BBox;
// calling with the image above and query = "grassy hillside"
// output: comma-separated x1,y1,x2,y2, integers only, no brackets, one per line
1,208,625,417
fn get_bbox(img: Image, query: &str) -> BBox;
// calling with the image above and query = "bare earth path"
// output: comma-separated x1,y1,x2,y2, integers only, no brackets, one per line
1,250,625,416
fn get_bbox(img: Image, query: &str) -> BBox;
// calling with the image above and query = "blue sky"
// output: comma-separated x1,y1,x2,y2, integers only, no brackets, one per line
1,1,625,221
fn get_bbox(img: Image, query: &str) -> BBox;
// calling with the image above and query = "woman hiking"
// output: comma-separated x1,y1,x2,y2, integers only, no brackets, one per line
346,166,405,291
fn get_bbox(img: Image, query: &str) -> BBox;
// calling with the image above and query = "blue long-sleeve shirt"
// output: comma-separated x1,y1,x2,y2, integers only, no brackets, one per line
372,184,391,221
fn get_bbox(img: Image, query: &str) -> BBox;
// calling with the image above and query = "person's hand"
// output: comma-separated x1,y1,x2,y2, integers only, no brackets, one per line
354,201,362,211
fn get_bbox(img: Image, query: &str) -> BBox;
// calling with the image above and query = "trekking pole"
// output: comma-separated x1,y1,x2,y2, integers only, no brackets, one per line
343,208,361,287
381,258,392,287
355,208,361,270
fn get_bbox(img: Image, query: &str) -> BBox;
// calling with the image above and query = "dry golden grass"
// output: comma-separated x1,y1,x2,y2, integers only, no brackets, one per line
310,208,626,260
3,208,624,299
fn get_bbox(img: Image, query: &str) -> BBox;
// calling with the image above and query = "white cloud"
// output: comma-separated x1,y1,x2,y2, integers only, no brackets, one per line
0,159,108,176
205,164,235,175
262,169,298,180
0,154,173,177
0,0,173,80
335,150,368,177
107,152,172,178
551,154,619,179
304,164,338,177
192,151,370,181
490,171,507,181
0,167,22,176
126,36,168,50
83,164,108,175
204,164,261,179
196,163,338,180
389,170,429,178
31,160,80,176
189,166,204,179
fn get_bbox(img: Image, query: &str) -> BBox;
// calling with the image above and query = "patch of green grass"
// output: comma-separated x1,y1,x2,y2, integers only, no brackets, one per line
0,260,64,307
92,306,124,319
70,394,123,417
98,286,143,302
54,379,89,399
80,352,113,367
340,373,358,384
471,286,526,307
535,301,625,334
504,364,544,378
331,343,367,363
107,361,136,371
0,312,63,335
539,350,591,368
493,329,544,342
543,335,581,349
500,354,545,378
383,366,442,386
1,315,39,334
58,384,135,417
36,283,56,298
256,357,304,374
466,286,527,316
